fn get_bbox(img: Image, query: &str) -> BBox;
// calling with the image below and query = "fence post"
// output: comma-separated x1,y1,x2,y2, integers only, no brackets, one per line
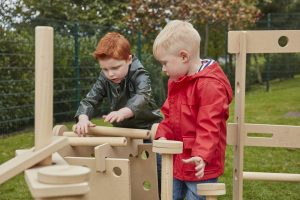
265,13,271,92
73,22,81,108
137,31,142,61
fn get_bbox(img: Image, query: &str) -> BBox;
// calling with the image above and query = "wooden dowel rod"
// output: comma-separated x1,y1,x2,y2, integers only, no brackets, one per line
161,154,173,200
243,172,300,182
34,26,54,166
72,125,150,139
63,131,81,137
68,137,127,147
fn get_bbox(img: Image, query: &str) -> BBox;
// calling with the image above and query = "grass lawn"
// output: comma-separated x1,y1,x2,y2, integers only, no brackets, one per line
1,76,300,200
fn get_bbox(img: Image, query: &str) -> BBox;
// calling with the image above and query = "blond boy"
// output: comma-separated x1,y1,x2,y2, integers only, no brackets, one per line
153,20,233,200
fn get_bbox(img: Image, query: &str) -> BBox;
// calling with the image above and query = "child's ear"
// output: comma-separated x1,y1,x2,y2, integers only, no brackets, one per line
127,55,132,63
179,50,189,63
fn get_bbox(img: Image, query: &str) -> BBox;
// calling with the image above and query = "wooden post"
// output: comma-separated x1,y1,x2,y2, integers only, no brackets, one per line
34,26,54,165
232,31,247,200
152,140,183,200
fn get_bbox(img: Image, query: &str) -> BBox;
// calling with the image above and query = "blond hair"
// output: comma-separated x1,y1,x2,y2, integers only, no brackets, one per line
153,20,201,59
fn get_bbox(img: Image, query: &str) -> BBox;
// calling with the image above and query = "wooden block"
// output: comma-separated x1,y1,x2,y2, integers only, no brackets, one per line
38,165,90,184
64,157,131,200
0,137,68,185
25,167,90,198
130,144,159,200
68,137,127,147
53,125,69,136
94,143,113,172
152,140,183,149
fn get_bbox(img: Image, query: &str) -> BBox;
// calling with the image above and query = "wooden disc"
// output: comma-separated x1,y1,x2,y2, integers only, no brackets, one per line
153,140,183,149
197,183,226,196
38,165,90,184
152,146,183,154
53,125,68,136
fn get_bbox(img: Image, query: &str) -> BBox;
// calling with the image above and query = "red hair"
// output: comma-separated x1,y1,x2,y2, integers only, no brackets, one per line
93,32,131,60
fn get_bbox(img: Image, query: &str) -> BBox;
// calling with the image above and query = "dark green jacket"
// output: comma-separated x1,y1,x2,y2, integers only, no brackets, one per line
75,56,162,129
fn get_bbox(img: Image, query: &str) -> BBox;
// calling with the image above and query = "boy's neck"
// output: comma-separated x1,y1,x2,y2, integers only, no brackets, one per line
187,57,202,75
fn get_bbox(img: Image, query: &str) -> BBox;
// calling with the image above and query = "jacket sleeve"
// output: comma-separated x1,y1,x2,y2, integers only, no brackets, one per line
125,69,154,117
74,76,107,121
191,80,229,163
154,99,175,140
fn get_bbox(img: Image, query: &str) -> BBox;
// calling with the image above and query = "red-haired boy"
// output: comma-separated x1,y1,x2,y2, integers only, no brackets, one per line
75,32,162,135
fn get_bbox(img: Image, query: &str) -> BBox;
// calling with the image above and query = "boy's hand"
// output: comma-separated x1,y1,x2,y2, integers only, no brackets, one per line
182,156,206,178
103,107,134,123
75,115,95,137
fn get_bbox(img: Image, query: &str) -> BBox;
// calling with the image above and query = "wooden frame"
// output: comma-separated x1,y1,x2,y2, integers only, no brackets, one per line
227,30,300,200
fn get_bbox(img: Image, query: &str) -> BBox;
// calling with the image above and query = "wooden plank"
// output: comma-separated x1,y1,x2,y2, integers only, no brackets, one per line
0,137,68,185
232,31,247,200
245,124,300,148
228,30,300,53
227,123,300,148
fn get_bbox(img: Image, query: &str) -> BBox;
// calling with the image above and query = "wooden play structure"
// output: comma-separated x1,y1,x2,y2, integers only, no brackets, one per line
226,30,300,200
0,27,300,200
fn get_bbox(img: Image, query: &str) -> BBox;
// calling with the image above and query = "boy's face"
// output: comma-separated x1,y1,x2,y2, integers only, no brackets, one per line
155,47,189,80
98,56,131,84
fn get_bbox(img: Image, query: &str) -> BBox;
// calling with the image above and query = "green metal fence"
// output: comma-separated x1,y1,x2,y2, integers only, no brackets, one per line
1,13,300,135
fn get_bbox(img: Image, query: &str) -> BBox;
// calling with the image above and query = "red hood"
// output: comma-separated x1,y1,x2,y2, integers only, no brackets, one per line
170,62,233,103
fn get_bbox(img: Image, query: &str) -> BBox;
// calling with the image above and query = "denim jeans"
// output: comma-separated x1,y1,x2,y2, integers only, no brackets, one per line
173,177,218,200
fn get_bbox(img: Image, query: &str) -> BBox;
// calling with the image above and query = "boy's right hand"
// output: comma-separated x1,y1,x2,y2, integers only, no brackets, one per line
75,115,95,137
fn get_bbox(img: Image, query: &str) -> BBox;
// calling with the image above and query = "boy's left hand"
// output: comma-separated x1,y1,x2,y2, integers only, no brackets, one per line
103,107,134,123
103,111,125,123
182,156,206,178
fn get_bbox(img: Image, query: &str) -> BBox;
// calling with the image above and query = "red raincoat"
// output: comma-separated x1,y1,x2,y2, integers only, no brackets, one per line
155,62,233,181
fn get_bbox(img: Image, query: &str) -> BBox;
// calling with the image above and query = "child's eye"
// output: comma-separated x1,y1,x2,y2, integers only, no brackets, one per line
112,66,120,70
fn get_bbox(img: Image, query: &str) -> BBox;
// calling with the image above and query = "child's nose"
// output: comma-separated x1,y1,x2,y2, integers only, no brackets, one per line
108,71,114,77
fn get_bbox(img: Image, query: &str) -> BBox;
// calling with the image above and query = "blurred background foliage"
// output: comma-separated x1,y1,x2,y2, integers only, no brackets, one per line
1,0,300,134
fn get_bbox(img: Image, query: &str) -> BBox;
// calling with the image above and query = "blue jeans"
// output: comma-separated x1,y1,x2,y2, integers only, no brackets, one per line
173,177,218,200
